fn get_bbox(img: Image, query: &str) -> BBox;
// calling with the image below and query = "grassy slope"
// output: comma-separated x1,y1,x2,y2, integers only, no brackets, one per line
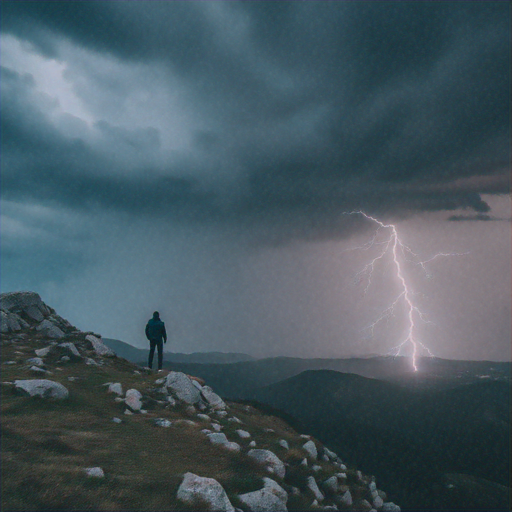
1,335,372,512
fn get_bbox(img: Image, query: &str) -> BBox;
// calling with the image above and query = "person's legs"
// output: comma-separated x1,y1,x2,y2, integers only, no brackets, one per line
148,339,156,369
157,340,163,370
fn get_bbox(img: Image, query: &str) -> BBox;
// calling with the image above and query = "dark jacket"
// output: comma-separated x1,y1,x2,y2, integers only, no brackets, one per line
145,315,167,343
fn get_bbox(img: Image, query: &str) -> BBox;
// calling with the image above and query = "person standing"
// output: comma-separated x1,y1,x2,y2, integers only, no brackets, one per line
145,311,167,370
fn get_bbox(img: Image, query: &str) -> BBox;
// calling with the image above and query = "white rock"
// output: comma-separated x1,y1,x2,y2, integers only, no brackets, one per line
236,429,251,439
339,463,347,471
125,388,143,411
36,320,65,339
212,423,222,432
238,478,288,511
263,428,275,433
165,372,201,404
154,418,172,428
30,366,48,373
155,377,166,385
247,449,285,479
335,473,347,480
197,413,211,422
108,383,123,396
175,419,197,427
322,476,339,494
228,416,243,424
177,472,235,512
300,458,308,466
373,495,384,509
35,346,53,357
112,417,122,424
300,434,311,439
14,379,68,399
307,476,324,502
382,503,401,512
26,357,44,367
278,439,289,450
85,335,115,357
216,410,228,417
84,467,104,478
85,358,99,366
321,454,329,462
249,440,257,447
165,395,176,406
338,490,352,506
58,342,81,358
201,429,212,434
303,440,318,459
191,379,203,390
201,385,226,410
124,409,133,415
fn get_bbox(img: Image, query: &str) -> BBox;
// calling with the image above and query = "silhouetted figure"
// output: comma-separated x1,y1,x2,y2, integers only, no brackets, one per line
145,311,167,370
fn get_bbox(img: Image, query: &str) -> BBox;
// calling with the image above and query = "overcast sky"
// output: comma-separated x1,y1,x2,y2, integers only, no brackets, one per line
1,1,510,363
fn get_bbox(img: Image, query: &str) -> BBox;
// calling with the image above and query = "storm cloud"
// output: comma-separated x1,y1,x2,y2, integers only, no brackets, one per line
1,1,510,234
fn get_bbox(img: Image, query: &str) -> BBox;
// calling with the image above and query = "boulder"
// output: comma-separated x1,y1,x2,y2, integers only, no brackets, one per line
238,478,288,511
125,389,143,411
200,385,226,410
236,429,251,439
14,379,69,399
197,413,211,422
165,372,201,404
207,433,241,451
303,440,318,460
36,320,65,339
177,472,234,512
306,476,324,502
85,335,115,357
1,310,29,333
247,449,285,479
373,495,384,509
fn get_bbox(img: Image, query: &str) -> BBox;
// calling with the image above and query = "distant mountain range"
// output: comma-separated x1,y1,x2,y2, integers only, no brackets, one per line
162,356,511,511
102,338,256,364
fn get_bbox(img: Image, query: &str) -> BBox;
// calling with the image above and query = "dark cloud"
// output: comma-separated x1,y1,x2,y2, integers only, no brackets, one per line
1,1,510,242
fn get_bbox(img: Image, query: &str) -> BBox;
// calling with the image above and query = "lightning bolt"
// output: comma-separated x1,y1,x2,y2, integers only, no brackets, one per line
344,211,468,372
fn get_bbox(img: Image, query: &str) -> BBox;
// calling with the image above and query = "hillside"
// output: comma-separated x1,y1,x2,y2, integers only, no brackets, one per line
1,292,401,512
102,338,255,365
246,370,511,511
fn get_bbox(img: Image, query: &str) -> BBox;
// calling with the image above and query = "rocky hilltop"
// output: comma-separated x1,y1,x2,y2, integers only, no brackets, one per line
1,292,401,512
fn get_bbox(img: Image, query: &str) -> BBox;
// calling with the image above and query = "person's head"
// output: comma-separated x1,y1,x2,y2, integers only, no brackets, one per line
153,311,160,319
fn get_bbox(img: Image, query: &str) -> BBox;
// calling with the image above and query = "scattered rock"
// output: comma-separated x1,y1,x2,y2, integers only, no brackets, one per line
247,449,285,479
312,465,322,472
36,320,65,339
35,346,53,357
177,472,235,512
84,467,104,478
322,476,339,494
212,423,222,432
125,389,143,411
85,335,115,357
26,357,44,367
154,418,172,428
206,433,240,451
201,385,227,410
236,429,251,439
14,379,69,399
108,383,123,396
278,439,289,450
228,416,243,424
165,372,202,404
174,419,197,427
30,366,48,373
307,476,324,502
124,409,133,415
303,440,318,460
238,477,288,511
336,490,352,507
249,440,257,448
112,417,122,424
382,503,401,512
58,342,81,359
165,396,176,406
197,413,211,422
